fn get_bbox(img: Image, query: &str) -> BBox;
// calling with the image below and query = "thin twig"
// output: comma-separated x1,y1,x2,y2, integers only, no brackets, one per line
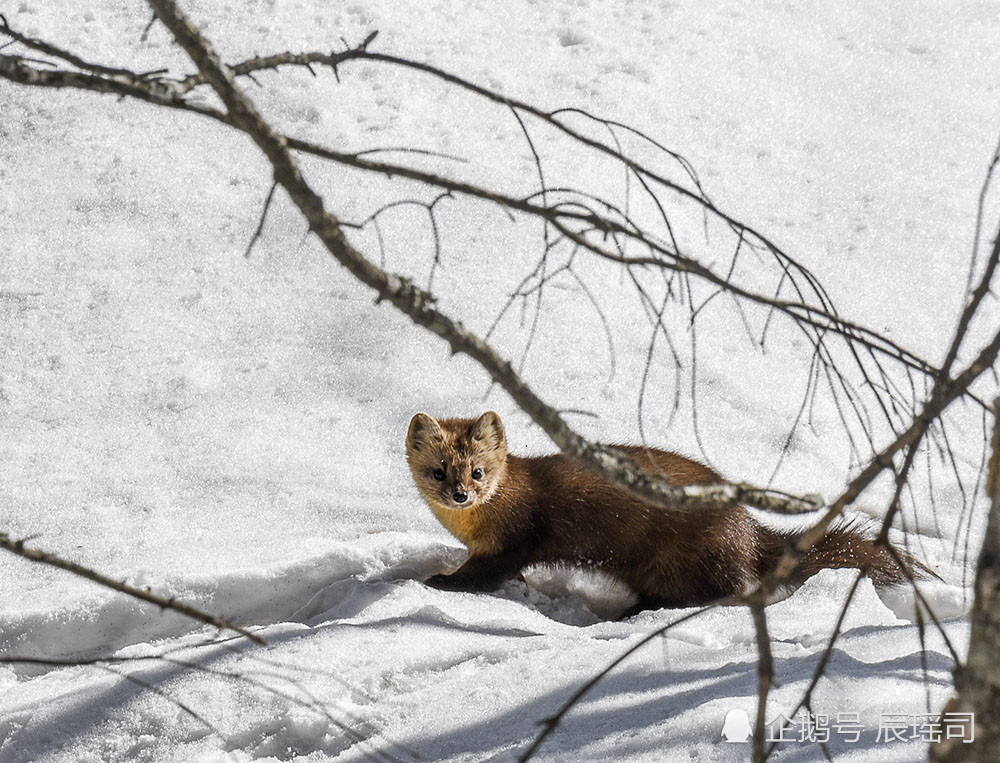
517,606,716,761
0,532,265,645
244,180,278,258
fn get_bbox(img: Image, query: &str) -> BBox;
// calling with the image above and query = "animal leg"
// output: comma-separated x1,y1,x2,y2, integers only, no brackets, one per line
425,550,527,592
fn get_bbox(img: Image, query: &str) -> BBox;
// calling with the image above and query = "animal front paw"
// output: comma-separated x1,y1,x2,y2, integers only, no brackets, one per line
424,572,501,591
424,573,467,590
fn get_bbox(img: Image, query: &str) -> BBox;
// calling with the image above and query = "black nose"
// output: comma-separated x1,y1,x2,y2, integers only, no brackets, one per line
453,491,468,504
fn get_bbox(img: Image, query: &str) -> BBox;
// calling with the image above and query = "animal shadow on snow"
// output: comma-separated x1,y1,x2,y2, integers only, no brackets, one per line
293,541,628,626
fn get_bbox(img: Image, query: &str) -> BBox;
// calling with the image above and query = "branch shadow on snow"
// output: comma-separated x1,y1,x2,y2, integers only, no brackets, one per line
402,636,954,760
0,635,390,762
3,582,956,763
4,533,958,763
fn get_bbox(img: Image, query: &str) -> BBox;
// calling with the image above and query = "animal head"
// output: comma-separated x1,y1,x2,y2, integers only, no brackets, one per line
406,411,508,512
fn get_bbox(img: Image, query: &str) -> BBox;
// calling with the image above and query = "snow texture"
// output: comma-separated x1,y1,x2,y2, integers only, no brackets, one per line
2,1,998,761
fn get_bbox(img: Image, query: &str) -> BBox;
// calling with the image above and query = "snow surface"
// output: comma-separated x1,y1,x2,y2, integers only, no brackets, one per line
2,1,998,761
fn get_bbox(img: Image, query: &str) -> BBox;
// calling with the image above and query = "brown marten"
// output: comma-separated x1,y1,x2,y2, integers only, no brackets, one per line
406,411,933,615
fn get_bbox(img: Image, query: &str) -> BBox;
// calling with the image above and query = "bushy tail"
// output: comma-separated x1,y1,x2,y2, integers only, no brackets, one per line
759,519,939,588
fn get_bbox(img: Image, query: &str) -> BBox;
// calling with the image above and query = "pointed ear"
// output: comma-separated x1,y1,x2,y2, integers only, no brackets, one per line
407,412,444,454
470,411,506,451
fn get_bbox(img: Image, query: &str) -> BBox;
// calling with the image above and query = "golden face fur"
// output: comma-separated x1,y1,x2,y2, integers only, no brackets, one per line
406,411,508,514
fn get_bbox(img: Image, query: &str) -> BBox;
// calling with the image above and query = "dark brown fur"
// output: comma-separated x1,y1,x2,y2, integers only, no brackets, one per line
406,412,933,614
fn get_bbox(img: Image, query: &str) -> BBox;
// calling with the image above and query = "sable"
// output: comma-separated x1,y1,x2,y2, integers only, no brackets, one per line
406,412,935,615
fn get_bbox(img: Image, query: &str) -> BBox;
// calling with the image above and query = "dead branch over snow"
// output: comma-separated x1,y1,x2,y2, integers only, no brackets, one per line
0,6,846,519
0,532,265,645
932,399,1000,761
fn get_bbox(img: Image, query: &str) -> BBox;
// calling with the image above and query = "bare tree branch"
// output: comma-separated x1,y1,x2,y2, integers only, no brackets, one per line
0,31,960,391
0,532,265,645
517,605,716,761
244,180,278,258
99,0,829,526
749,590,773,763
0,12,165,80
932,397,1000,760
798,334,995,552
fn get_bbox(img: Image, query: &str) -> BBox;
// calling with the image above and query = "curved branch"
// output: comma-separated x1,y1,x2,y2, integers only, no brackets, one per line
0,40,951,385
135,0,827,519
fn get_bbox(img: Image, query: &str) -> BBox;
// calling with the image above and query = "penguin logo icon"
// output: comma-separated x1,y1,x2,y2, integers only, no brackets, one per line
721,709,752,743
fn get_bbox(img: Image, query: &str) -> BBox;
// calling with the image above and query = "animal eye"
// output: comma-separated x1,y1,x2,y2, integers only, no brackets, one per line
432,468,446,481
472,468,483,480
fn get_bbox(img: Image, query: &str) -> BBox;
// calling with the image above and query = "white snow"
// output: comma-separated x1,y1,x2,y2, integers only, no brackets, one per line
2,1,998,761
